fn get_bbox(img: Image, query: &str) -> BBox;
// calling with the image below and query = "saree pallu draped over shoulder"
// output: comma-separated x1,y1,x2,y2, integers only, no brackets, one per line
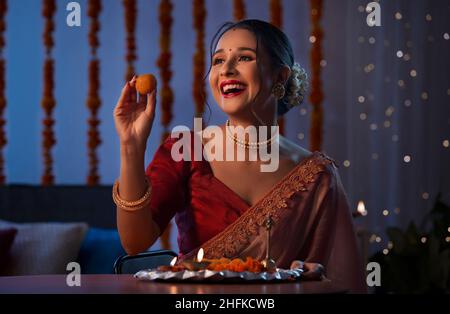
178,152,366,293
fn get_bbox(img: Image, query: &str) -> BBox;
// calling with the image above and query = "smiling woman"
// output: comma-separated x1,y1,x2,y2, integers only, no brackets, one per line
113,19,366,293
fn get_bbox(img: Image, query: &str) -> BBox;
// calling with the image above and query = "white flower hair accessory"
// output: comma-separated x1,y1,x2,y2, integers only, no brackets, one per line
284,62,309,109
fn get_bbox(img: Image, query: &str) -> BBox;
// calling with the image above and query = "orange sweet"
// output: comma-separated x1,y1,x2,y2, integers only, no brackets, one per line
135,74,157,94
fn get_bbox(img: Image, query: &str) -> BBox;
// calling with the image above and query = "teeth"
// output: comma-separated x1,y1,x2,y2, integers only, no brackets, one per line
222,84,246,93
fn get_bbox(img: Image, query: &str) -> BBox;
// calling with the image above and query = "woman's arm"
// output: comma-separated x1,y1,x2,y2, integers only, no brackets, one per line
113,76,159,255
116,145,160,256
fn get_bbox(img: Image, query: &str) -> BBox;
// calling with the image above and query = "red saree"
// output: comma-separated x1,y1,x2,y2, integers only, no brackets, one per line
146,131,366,293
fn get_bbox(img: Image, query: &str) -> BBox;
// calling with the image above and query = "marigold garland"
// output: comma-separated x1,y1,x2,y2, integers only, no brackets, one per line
233,0,246,21
86,0,102,185
156,0,174,250
193,0,206,118
309,0,323,152
270,0,285,135
123,0,137,81
41,0,56,186
0,0,6,185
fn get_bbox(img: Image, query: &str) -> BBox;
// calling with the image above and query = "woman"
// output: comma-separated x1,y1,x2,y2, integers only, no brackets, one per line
113,19,366,293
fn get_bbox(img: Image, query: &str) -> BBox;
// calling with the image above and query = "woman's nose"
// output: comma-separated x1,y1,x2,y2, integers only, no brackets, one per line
220,59,237,76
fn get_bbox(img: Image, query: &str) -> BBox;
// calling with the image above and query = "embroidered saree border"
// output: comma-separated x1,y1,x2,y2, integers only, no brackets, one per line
200,151,335,259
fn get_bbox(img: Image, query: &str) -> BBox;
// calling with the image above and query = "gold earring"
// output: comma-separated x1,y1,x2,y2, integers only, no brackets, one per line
272,83,285,99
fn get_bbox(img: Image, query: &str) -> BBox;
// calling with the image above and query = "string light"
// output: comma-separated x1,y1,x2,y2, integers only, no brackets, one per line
320,59,327,67
375,236,382,243
446,237,450,243
425,14,432,21
403,53,411,61
443,140,449,148
368,37,376,44
358,36,365,43
372,153,379,160
398,80,405,87
421,92,428,100
358,96,365,103
370,123,378,131
422,192,429,200
309,35,316,43
392,134,399,142
343,160,351,167
444,33,449,40
300,108,307,115
404,99,412,107
395,12,402,20
388,241,394,249
385,106,395,117
394,207,400,214
384,120,391,128
360,113,367,120
403,155,411,163
410,69,417,77
396,50,403,58
383,249,389,255
382,209,389,216
420,237,427,244
297,133,305,140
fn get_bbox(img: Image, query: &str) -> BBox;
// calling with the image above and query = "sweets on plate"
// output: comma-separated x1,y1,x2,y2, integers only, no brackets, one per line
157,257,265,273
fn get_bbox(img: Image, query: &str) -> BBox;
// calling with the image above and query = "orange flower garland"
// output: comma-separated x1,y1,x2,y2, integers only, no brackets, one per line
41,0,56,186
270,0,286,135
308,0,323,152
156,0,174,250
123,0,137,81
233,0,246,21
192,0,206,118
86,0,102,186
0,0,6,185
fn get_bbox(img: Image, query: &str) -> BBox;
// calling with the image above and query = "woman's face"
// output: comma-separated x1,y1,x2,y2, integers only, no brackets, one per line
209,28,276,117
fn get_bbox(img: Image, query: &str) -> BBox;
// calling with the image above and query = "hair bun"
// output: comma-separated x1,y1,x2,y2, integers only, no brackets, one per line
284,62,308,109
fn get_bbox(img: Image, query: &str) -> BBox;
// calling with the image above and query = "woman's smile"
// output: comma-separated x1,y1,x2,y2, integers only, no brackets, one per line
220,80,247,98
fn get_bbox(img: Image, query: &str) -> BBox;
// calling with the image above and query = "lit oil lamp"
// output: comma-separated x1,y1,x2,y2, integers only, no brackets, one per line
181,248,211,271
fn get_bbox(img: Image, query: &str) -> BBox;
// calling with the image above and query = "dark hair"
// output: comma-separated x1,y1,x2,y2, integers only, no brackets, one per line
205,19,301,116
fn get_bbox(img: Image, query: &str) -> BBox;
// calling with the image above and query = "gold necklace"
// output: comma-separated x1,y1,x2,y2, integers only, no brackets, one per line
225,120,278,149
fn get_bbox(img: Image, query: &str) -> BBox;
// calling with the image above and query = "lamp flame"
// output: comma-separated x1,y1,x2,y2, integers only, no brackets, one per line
357,201,367,216
170,256,177,266
197,248,204,262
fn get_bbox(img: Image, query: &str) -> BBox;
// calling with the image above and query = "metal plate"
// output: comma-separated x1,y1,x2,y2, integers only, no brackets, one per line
134,268,302,282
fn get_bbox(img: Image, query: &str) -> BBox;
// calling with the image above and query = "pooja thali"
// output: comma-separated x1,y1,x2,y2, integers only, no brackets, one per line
134,268,302,282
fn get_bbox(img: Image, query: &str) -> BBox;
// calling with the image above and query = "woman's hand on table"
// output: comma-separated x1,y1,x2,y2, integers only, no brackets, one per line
290,260,326,281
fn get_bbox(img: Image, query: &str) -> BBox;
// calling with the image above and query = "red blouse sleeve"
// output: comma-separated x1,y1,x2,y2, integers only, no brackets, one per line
145,134,191,235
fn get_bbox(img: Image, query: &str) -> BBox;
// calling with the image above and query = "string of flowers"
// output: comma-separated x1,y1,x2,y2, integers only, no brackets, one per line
309,0,324,152
233,0,246,21
193,0,206,118
0,0,6,185
156,0,174,250
41,0,56,186
123,0,136,81
270,0,285,135
86,0,102,186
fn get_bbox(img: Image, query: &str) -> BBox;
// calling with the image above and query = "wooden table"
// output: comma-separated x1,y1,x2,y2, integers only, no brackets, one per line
0,275,347,294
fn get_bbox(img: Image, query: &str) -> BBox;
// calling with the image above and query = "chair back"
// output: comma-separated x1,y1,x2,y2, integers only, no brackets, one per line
114,250,177,274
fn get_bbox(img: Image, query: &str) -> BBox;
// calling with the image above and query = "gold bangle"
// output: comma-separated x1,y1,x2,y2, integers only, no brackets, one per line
113,177,152,211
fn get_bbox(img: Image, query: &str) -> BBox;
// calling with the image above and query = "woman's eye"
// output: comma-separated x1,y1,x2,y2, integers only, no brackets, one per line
239,56,252,62
213,58,224,65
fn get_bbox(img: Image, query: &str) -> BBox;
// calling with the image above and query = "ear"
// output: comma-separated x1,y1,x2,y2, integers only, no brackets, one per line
277,65,291,85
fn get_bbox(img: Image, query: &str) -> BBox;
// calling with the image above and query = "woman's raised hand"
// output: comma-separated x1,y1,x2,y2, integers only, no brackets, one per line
113,76,156,151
